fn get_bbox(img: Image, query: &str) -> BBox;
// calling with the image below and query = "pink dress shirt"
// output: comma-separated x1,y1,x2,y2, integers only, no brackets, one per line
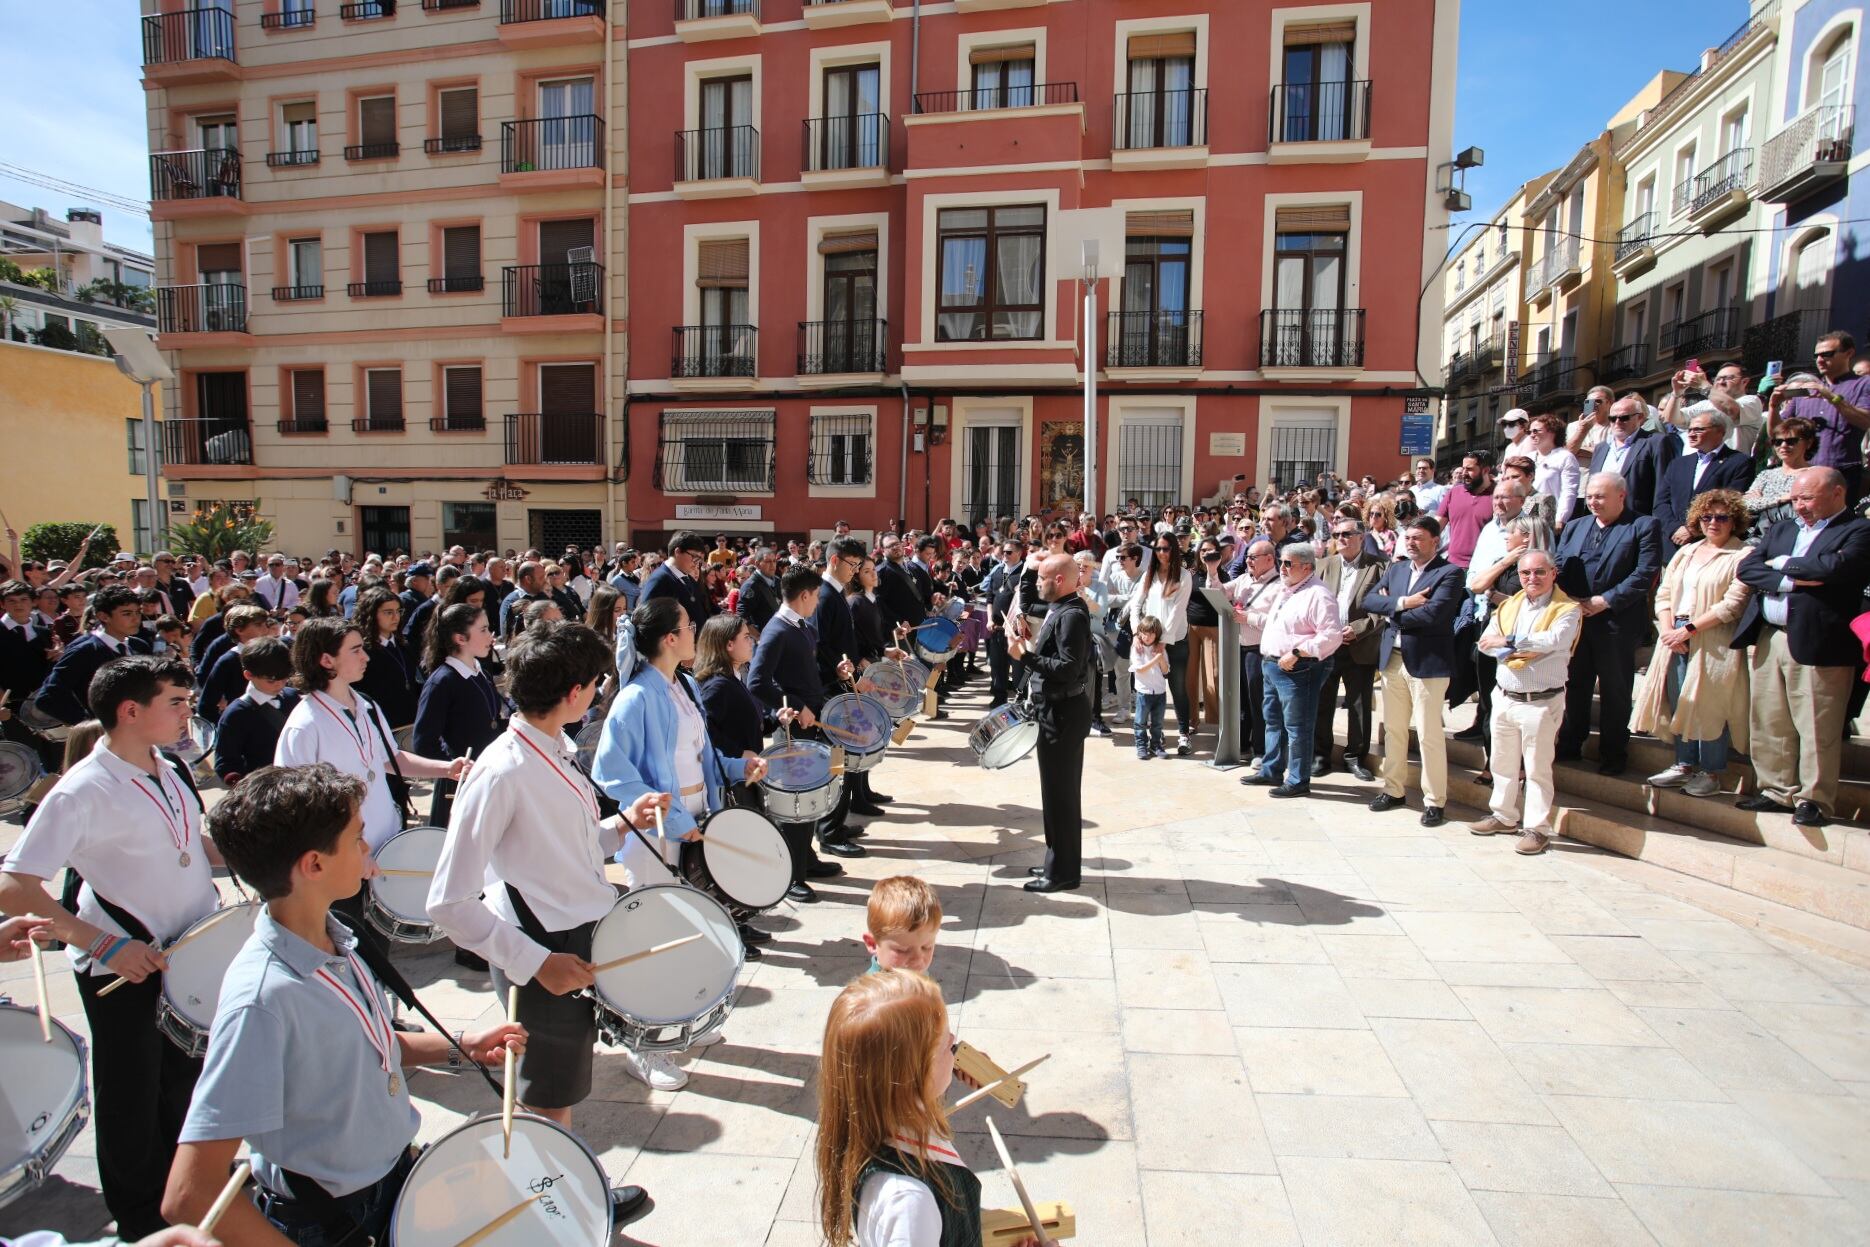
1258,575,1345,661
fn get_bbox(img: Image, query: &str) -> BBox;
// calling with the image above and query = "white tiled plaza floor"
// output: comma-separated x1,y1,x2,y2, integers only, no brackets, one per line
5,679,1870,1245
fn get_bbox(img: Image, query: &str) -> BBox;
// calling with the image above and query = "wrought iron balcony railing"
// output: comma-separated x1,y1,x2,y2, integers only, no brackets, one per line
502,262,603,316
798,318,887,375
347,278,403,297
913,82,1079,114
1690,148,1753,214
143,7,235,65
271,284,324,301
675,0,753,19
1662,306,1742,359
266,149,320,167
1599,342,1650,383
802,113,889,172
427,274,483,293
150,148,242,202
1259,309,1365,369
158,284,248,334
1616,211,1656,261
1113,88,1207,150
502,115,601,172
1756,105,1855,203
260,7,316,29
505,412,603,465
344,141,400,161
1269,79,1371,144
164,418,252,466
1106,310,1203,369
676,125,759,181
674,324,758,378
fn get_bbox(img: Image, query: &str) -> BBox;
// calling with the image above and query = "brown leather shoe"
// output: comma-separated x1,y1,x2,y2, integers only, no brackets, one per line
1466,816,1515,836
1515,828,1551,855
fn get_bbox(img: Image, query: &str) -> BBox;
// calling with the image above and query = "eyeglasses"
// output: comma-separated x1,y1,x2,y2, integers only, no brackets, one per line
1688,426,1717,436
1701,514,1733,524
1278,559,1304,568
1816,348,1840,358
1609,413,1639,423
1332,530,1360,539
1520,567,1553,577
1771,437,1804,446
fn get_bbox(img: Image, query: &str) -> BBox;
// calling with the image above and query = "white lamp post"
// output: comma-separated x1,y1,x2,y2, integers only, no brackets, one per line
104,327,174,553
1081,238,1099,519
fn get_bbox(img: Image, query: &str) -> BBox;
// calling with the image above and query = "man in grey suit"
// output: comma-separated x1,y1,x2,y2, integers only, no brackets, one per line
1362,517,1468,826
1312,519,1389,780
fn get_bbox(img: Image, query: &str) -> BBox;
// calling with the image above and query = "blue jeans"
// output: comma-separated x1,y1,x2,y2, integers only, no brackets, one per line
1261,656,1327,785
1133,690,1166,752
1666,650,1731,772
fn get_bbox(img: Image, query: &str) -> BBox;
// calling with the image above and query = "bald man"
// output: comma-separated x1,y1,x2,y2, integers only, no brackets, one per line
1009,553,1093,892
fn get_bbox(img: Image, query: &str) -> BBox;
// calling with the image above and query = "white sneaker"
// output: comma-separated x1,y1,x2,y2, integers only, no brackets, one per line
621,1047,688,1091
1647,763,1694,789
688,1027,725,1048
1682,771,1720,798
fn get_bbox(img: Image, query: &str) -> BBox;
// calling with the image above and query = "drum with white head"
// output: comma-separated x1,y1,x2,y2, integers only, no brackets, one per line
156,902,262,1056
366,826,449,944
389,1112,611,1246
680,806,791,916
863,658,930,723
968,702,1041,770
758,739,842,823
0,1002,89,1211
573,719,605,773
820,693,892,773
589,884,742,1052
0,742,45,818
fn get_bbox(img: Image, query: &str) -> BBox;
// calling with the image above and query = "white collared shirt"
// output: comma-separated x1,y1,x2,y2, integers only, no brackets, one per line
274,689,403,849
659,667,708,815
444,654,482,680
2,743,218,973
1762,512,1836,626
857,1134,971,1247
776,603,808,628
1,613,38,642
244,681,281,708
427,718,623,985
1490,593,1581,694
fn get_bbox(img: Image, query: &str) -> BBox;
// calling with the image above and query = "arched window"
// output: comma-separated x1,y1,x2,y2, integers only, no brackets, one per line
1811,28,1853,113
1790,228,1834,319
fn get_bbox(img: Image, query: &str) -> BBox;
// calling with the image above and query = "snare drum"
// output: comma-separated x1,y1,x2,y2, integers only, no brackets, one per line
0,742,45,815
913,616,961,666
366,826,449,944
681,806,791,916
14,694,63,736
969,702,1041,770
589,884,743,1052
0,1003,89,1211
821,693,892,773
157,903,262,1057
864,658,929,722
166,716,216,778
758,739,843,823
390,1112,611,1247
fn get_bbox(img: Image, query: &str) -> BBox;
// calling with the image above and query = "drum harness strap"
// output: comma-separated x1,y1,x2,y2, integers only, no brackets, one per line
50,749,202,952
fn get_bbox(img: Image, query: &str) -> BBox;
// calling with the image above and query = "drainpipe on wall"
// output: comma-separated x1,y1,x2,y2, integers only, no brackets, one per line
910,0,922,106
899,382,912,529
602,9,620,544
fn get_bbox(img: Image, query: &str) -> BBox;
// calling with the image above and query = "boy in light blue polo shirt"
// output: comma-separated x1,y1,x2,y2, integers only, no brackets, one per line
160,763,526,1245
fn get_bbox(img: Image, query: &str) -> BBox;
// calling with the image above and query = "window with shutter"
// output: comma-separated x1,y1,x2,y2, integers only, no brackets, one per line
432,88,479,154
539,363,596,414
696,238,751,289
353,96,398,158
364,368,403,429
361,230,400,294
442,365,483,430
195,243,243,276
288,370,326,431
1273,205,1353,233
536,218,595,265
432,225,481,292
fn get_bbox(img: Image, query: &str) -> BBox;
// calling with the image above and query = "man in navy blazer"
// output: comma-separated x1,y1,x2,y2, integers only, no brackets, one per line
1588,394,1678,517
33,585,151,724
1653,408,1755,546
1730,467,1870,827
641,531,714,634
1553,471,1663,775
1361,516,1467,826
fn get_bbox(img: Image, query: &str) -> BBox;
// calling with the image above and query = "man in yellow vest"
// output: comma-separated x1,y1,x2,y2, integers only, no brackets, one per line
1467,550,1583,855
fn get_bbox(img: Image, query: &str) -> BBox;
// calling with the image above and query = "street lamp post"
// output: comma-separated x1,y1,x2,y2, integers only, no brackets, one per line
104,327,174,554
1081,239,1099,520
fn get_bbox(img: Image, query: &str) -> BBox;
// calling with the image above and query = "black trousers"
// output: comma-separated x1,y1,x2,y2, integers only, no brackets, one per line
987,629,1012,704
1474,646,1499,749
1036,691,1091,884
1165,638,1192,738
1445,617,1481,708
1557,620,1638,768
75,969,203,1238
1239,646,1265,759
1314,653,1376,765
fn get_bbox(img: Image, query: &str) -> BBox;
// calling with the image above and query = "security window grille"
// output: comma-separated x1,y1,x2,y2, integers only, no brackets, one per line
360,506,411,556
809,413,872,485
442,365,483,429
961,422,1020,524
1118,420,1182,511
528,509,602,554
363,368,403,430
656,411,776,492
287,369,326,430
936,205,1045,342
1269,423,1335,491
439,87,478,147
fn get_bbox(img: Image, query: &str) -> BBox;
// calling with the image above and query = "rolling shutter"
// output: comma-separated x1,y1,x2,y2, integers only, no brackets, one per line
539,363,596,414
818,230,878,256
1125,210,1194,238
969,43,1036,65
537,218,594,264
443,226,480,279
1274,204,1352,233
366,368,402,423
444,366,482,425
1127,32,1197,59
439,88,477,142
1284,20,1356,45
363,231,399,282
195,242,243,274
290,370,325,422
359,96,396,147
696,238,750,289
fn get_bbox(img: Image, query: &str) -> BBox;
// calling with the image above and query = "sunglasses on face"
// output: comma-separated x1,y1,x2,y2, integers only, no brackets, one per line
1816,349,1839,358
1610,413,1639,423
1772,437,1803,446
1702,514,1733,524
1278,559,1303,568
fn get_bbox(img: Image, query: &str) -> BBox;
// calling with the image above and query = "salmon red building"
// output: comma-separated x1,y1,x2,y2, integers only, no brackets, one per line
625,0,1460,545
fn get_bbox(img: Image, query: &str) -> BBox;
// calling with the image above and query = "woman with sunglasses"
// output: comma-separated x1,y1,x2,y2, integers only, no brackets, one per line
1632,490,1753,799
1743,414,1817,535
1529,414,1581,527
1126,531,1195,754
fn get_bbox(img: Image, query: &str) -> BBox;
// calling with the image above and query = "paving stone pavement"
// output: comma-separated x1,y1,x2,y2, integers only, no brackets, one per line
4,679,1869,1245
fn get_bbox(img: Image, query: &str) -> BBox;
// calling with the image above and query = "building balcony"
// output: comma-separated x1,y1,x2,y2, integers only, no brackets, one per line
1599,342,1650,384
913,81,1079,117
1267,80,1372,163
906,84,1084,172
1741,305,1830,377
1662,306,1741,361
352,415,406,433
498,0,604,46
1111,89,1208,170
1756,105,1854,205
500,262,603,332
506,413,603,467
339,0,395,18
801,114,890,188
1688,148,1753,230
1106,310,1202,378
271,284,324,302
1444,349,1474,387
265,148,320,168
276,418,328,434
1526,236,1580,309
1518,354,1580,405
348,278,403,298
344,141,400,162
163,419,252,468
798,318,887,382
423,0,481,9
427,274,484,293
430,413,487,431
675,125,760,198
156,284,250,343
673,324,759,391
141,8,239,84
260,7,316,30
149,149,245,219
673,0,757,41
1612,211,1657,278
499,115,603,189
802,0,890,28
424,134,482,155
1258,308,1365,380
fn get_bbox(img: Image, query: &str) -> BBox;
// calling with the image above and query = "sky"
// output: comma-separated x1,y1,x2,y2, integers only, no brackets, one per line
0,0,1767,259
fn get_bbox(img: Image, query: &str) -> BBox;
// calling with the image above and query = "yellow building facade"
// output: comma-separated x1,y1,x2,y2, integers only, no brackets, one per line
0,340,162,552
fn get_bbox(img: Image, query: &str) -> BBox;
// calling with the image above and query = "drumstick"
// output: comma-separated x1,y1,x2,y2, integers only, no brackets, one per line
501,985,518,1160
198,1159,252,1235
819,722,870,746
29,939,52,1043
985,1117,1057,1247
699,834,769,861
588,932,705,972
376,868,435,877
953,1053,1050,1110
652,802,666,843
97,902,246,995
452,1193,544,1247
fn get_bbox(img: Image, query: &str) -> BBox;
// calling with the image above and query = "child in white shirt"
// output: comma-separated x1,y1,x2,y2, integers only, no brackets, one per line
1130,615,1170,759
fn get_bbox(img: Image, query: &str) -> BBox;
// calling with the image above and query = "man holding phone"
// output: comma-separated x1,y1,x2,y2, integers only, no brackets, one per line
1774,330,1870,505
1660,360,1764,458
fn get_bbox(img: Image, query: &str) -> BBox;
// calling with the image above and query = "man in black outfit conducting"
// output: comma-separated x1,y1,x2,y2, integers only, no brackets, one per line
1012,553,1092,894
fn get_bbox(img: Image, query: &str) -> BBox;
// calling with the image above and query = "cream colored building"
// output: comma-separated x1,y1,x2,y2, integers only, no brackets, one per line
141,0,623,556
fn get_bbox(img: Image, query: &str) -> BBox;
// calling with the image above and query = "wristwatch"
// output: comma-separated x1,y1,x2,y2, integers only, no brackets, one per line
1683,622,1697,635
447,1030,467,1069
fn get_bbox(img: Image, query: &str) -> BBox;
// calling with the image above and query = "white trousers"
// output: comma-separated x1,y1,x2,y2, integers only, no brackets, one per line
1488,694,1563,831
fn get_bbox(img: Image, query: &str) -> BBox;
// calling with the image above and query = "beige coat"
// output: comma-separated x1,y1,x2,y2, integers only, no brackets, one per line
1630,540,1752,749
